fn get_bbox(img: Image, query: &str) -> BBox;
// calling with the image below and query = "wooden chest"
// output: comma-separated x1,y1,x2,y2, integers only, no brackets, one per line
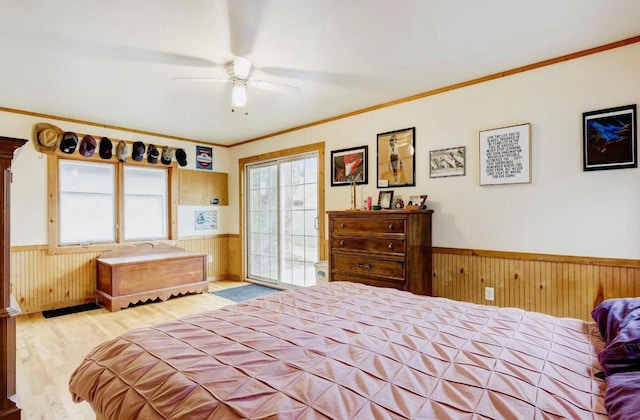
327,210,433,295
95,243,208,311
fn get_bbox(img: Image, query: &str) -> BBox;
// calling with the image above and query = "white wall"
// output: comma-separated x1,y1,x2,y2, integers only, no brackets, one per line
229,43,640,260
0,112,231,246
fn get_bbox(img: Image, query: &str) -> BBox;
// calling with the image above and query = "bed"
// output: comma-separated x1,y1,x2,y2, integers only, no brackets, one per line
69,281,639,419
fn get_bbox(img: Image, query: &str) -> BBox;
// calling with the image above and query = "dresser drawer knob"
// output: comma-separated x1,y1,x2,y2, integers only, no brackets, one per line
339,240,345,247
388,243,394,250
341,223,346,228
388,223,394,230
357,263,374,269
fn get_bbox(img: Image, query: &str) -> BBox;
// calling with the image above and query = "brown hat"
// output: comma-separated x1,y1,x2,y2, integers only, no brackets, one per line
33,122,62,153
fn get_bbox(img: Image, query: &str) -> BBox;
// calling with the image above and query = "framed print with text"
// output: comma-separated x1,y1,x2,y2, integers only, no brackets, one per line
479,123,531,186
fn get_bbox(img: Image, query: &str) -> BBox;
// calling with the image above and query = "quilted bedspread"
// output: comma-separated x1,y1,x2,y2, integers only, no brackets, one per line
69,282,607,419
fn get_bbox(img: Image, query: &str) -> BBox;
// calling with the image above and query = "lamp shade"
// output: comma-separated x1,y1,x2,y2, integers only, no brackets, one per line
232,84,247,108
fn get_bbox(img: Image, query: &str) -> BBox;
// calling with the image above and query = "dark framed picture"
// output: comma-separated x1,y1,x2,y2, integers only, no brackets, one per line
378,190,394,209
430,146,466,178
583,104,637,171
376,127,415,188
195,145,213,170
331,145,368,186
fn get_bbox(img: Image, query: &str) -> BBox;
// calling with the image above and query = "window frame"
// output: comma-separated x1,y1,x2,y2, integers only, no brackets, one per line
47,154,178,255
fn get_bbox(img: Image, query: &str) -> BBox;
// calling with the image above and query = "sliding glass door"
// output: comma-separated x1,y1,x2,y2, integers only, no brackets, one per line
245,152,319,288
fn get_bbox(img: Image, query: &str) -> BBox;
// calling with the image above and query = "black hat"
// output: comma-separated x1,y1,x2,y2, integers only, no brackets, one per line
175,148,187,167
59,132,78,154
147,144,159,164
132,141,145,161
99,137,113,159
79,135,97,157
161,145,173,165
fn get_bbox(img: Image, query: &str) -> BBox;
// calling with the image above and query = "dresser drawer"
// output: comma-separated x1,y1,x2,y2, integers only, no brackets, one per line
332,217,406,235
331,272,406,291
331,237,405,254
332,254,404,280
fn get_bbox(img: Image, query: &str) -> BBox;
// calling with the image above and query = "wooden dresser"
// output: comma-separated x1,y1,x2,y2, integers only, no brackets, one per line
328,210,433,295
0,137,26,420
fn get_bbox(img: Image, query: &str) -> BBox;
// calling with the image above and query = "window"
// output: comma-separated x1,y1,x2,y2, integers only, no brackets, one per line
52,155,177,251
59,160,115,245
123,166,168,241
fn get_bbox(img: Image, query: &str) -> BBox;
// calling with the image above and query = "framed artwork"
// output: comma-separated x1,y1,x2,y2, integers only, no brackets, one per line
376,127,415,188
430,146,466,178
330,145,368,186
583,104,637,171
195,145,213,170
479,123,531,186
194,210,217,230
378,190,394,209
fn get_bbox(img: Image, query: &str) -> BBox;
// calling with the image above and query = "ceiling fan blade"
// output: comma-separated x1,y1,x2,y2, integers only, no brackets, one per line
171,77,230,83
249,79,301,94
228,0,264,56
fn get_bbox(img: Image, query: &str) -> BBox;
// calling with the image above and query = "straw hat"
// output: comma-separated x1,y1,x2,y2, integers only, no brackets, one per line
32,122,62,153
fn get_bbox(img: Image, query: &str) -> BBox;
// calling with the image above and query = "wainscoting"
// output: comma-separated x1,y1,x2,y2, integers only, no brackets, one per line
11,235,232,314
12,236,639,320
433,247,640,321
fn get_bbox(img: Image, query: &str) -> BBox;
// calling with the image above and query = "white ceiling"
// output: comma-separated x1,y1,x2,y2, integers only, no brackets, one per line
2,1,640,146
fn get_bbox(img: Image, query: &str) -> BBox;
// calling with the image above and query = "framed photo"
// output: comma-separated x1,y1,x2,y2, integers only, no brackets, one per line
479,123,531,186
194,210,217,230
330,145,368,186
377,127,415,188
195,145,213,170
378,190,394,209
430,146,466,178
583,104,637,171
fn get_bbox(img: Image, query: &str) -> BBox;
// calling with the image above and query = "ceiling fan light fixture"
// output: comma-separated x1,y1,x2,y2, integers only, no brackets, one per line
232,84,247,108
233,56,252,79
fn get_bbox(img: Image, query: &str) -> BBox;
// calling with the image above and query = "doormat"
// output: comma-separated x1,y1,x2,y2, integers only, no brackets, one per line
42,302,101,319
210,284,280,303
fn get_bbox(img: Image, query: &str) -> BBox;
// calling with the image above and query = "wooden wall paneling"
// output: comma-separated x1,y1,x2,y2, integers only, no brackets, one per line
11,236,231,314
227,235,241,280
432,248,640,321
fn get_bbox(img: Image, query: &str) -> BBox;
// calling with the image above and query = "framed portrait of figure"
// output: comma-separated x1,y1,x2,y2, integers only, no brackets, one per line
376,127,415,188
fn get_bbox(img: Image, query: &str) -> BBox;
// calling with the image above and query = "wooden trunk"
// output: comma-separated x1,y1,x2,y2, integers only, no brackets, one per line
95,243,208,311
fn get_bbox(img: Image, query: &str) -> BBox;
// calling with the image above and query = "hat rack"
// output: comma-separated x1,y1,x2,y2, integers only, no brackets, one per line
32,122,183,167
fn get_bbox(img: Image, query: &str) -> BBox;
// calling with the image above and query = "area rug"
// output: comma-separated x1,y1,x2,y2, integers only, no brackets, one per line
210,283,280,303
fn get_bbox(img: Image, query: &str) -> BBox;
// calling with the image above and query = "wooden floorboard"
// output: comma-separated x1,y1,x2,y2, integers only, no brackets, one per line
15,279,247,420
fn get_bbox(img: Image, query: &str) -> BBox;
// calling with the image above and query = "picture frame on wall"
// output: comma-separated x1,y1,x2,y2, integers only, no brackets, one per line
376,127,415,188
330,145,368,186
479,123,531,186
378,190,394,209
583,104,637,171
429,146,466,178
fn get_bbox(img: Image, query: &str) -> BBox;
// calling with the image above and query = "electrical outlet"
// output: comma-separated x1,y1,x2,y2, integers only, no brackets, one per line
485,287,495,301
207,254,213,263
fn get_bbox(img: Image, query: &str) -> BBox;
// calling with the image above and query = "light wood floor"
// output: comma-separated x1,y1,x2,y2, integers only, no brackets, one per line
15,280,248,420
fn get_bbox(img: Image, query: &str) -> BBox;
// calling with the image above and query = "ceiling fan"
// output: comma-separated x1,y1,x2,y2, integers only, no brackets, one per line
172,56,300,108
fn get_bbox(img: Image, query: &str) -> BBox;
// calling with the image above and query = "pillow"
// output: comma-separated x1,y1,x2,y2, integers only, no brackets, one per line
605,371,640,418
591,298,640,376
